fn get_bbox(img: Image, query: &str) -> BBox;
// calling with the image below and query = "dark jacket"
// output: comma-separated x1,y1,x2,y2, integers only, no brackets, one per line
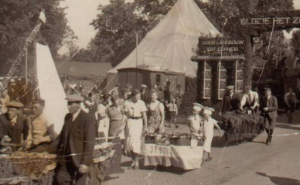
221,94,232,113
0,114,28,145
261,95,278,120
141,90,151,105
57,110,96,167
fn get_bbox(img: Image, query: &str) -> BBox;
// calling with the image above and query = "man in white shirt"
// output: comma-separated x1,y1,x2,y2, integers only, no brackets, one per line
240,86,259,114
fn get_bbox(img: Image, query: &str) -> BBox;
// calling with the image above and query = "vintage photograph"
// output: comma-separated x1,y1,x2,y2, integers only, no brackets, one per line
0,0,300,184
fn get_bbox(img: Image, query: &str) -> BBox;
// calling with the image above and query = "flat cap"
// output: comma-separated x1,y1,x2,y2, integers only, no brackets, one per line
7,101,24,108
227,85,234,90
141,84,148,88
264,87,272,92
66,94,84,102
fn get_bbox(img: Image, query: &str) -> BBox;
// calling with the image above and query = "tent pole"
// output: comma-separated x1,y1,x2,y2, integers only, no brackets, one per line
136,32,138,68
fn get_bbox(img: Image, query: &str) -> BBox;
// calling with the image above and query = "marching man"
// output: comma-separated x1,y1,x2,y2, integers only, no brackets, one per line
55,95,96,185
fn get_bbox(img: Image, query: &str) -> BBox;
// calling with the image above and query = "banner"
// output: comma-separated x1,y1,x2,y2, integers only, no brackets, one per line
142,143,203,170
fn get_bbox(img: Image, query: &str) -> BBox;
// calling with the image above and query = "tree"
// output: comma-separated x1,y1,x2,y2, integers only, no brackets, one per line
0,0,71,74
291,30,300,57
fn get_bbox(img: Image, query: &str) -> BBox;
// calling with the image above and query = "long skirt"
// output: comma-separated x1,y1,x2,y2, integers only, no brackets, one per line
125,119,143,154
98,117,109,142
203,135,213,153
109,120,125,139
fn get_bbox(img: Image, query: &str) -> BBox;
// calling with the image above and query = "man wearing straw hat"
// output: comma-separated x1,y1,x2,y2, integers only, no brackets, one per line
55,94,96,185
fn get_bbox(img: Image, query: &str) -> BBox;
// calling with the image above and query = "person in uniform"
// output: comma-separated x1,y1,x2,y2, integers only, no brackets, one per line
284,87,297,123
55,95,96,185
140,84,150,105
124,90,148,169
148,91,165,133
240,85,260,114
220,85,235,115
261,88,278,145
188,103,204,134
0,101,28,146
26,99,55,152
202,107,222,163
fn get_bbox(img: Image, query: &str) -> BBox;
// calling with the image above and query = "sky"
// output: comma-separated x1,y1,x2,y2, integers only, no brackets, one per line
58,0,300,54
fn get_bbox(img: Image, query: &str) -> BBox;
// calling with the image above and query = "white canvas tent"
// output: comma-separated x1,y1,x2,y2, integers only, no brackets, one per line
108,0,220,78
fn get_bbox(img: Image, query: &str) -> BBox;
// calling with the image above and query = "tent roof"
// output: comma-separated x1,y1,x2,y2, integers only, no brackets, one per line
108,0,220,77
56,61,112,78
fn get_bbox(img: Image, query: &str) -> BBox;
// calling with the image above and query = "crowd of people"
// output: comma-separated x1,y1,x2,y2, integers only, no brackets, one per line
0,79,186,184
0,76,297,184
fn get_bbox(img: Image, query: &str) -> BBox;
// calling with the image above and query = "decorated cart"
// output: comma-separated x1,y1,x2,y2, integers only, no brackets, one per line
0,139,119,185
142,133,205,170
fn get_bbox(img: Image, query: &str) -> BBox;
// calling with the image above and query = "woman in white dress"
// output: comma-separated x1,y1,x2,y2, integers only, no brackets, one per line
124,90,148,169
203,107,222,162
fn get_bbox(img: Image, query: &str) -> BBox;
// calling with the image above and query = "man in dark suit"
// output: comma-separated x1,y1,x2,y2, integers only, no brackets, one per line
0,101,28,146
140,84,150,105
261,88,278,145
55,95,96,185
220,86,235,115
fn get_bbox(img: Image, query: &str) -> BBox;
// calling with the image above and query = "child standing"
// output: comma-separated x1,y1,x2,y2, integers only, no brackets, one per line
187,103,203,134
202,107,223,162
166,97,178,128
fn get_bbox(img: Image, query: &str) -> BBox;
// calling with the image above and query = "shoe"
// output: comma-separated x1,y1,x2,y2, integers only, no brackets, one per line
205,156,212,162
128,162,135,169
266,136,272,145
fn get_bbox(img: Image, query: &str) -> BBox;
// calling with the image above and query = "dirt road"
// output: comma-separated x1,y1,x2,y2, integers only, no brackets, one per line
103,113,300,185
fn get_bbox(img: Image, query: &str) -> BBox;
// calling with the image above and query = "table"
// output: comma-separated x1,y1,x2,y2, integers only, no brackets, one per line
222,112,265,142
142,137,204,170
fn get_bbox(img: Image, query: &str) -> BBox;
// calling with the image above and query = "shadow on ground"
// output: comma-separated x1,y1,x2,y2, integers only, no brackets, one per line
276,123,300,131
256,172,300,185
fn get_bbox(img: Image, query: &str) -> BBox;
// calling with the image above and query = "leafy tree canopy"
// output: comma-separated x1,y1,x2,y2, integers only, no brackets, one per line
0,0,71,74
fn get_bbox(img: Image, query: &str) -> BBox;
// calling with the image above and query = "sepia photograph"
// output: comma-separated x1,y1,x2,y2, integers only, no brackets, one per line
0,0,300,184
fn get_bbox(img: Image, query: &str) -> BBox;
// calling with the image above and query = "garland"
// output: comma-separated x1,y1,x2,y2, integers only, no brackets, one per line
144,132,205,143
3,22,42,86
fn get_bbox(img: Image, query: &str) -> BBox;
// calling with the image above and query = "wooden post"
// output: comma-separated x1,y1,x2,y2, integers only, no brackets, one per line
25,47,28,88
136,32,139,68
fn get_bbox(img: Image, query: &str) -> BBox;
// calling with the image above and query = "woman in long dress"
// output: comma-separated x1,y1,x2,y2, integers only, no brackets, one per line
124,90,148,169
98,94,110,142
107,96,125,139
203,107,222,162
148,91,165,134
